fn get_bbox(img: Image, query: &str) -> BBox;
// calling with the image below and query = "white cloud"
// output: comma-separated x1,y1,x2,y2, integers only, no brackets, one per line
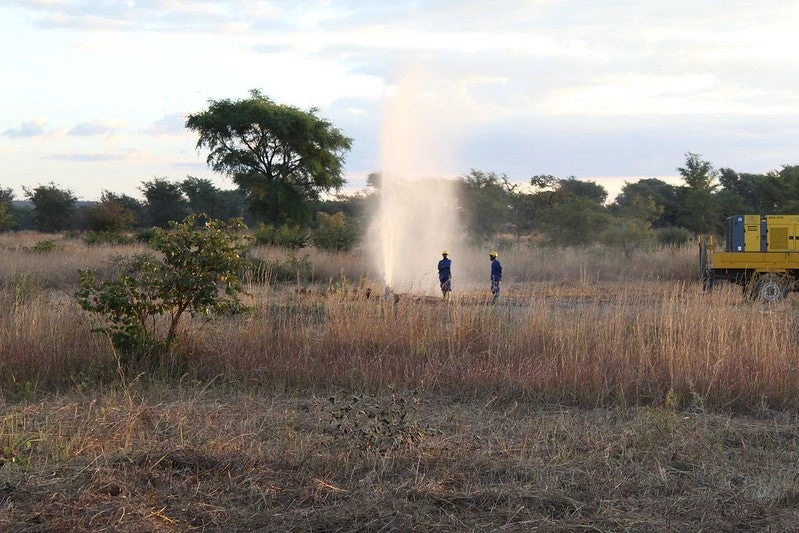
1,0,798,200
143,113,186,135
67,120,124,136
2,119,49,138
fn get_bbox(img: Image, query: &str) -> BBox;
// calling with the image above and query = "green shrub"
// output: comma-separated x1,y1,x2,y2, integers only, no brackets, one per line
657,226,694,246
254,223,308,249
25,239,60,253
311,225,357,251
244,253,313,285
600,217,657,258
135,227,158,244
83,231,136,246
311,212,358,252
76,215,252,363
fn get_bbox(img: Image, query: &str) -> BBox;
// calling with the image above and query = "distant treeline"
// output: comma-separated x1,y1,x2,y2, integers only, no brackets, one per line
2,153,796,254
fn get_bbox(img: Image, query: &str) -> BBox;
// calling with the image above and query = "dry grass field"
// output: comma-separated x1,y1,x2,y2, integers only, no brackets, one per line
2,233,799,531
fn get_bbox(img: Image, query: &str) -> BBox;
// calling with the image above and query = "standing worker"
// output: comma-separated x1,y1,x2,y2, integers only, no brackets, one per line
489,251,502,304
438,250,452,299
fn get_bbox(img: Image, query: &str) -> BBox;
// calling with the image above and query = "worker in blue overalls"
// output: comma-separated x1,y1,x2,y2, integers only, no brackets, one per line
490,251,502,304
437,250,452,300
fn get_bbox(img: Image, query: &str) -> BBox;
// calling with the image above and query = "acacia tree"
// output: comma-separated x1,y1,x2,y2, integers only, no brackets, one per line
185,89,352,225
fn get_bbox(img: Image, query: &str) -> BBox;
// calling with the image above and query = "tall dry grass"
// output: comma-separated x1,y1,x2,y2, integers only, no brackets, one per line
251,241,698,289
182,282,798,411
2,233,793,411
0,234,150,291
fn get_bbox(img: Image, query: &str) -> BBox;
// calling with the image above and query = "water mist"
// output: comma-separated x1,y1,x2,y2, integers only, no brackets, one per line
369,71,463,296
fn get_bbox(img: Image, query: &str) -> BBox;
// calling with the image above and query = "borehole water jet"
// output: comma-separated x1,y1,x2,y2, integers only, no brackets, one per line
368,71,464,296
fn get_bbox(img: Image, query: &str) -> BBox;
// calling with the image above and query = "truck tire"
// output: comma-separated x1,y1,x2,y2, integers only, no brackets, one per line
752,273,789,302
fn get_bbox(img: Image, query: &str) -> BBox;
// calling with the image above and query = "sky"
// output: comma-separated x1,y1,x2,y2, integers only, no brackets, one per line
1,0,798,202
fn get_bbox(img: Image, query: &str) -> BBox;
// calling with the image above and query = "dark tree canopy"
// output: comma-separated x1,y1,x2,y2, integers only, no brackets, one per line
458,170,516,238
140,178,190,228
24,182,77,232
180,176,249,222
85,199,136,233
676,152,719,233
0,187,13,231
101,191,146,227
185,89,352,225
613,178,680,228
556,177,608,205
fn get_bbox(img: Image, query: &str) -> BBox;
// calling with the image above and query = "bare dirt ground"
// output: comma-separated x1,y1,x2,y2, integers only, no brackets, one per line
2,390,799,532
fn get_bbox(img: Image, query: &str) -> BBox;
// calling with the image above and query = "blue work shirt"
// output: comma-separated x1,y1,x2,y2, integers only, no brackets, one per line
491,258,502,282
438,257,451,281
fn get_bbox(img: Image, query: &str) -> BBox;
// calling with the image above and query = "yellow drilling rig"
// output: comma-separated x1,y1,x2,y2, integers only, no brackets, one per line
699,214,799,301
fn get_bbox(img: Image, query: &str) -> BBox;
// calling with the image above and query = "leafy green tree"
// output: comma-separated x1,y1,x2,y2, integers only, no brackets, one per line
675,152,719,233
140,178,190,228
0,204,10,231
101,191,146,226
540,196,612,246
458,169,515,238
85,197,136,233
611,190,663,223
505,175,558,236
0,187,14,230
777,165,799,213
214,189,251,222
557,177,608,204
181,176,218,217
600,217,657,258
0,187,12,205
180,176,250,221
366,172,382,189
613,178,680,228
186,89,352,225
603,195,660,257
23,182,77,232
76,215,250,359
10,204,34,230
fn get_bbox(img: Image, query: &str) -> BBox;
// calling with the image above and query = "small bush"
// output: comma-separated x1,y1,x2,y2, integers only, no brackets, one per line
135,227,158,244
83,231,136,246
254,223,308,249
25,239,60,253
76,215,251,363
244,253,314,285
657,226,694,246
600,217,657,258
311,212,358,252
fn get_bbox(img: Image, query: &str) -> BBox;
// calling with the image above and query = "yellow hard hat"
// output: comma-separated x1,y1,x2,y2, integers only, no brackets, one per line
442,250,449,255
489,251,498,258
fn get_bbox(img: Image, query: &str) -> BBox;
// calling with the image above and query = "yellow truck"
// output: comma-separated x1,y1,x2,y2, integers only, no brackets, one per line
699,214,799,301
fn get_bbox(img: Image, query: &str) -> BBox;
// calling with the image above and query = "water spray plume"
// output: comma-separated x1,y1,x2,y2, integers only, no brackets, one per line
368,69,463,295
